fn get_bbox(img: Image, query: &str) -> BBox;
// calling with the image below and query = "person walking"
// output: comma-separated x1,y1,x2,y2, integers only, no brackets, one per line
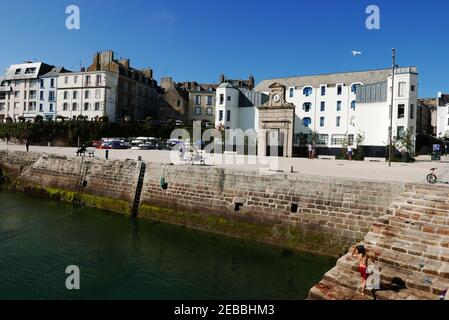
308,144,313,159
352,245,375,295
25,140,30,152
347,144,354,161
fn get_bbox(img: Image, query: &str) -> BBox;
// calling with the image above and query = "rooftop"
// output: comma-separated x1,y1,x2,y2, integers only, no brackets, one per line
254,67,417,92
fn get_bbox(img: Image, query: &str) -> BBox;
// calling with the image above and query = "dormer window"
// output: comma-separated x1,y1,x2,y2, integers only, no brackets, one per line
303,87,313,97
25,68,36,74
15,69,22,75
351,84,360,94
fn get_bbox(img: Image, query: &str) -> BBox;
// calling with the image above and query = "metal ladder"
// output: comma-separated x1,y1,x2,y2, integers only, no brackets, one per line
73,159,90,207
131,162,146,218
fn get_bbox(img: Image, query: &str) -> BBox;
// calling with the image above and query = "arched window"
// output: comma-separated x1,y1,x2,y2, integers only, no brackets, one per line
351,100,356,110
303,87,313,97
206,107,213,116
303,117,312,127
194,106,202,115
303,103,312,112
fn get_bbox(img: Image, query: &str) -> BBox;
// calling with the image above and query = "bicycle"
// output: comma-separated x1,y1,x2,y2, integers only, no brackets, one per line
426,168,449,184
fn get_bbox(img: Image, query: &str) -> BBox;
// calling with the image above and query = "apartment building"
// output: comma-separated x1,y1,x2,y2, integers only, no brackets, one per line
56,70,119,121
179,81,217,125
0,62,55,121
220,67,418,155
159,77,189,122
436,92,449,137
38,67,70,120
87,51,159,121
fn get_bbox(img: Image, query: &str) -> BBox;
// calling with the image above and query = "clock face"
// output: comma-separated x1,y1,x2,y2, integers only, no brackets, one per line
273,94,280,103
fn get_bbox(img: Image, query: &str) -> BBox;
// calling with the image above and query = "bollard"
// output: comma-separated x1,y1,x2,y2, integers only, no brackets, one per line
291,166,294,173
105,150,109,159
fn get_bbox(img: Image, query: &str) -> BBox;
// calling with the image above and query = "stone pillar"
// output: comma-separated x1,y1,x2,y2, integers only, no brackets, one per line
258,128,267,157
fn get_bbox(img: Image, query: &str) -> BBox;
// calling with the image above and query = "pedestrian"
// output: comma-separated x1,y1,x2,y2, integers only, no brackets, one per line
352,245,374,295
347,144,354,161
25,140,30,152
308,143,313,159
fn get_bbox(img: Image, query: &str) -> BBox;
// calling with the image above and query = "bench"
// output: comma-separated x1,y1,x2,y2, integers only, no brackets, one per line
318,155,336,160
364,157,385,162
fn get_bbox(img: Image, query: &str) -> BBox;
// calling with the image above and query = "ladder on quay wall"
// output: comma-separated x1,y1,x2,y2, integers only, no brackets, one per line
131,162,146,218
73,159,90,207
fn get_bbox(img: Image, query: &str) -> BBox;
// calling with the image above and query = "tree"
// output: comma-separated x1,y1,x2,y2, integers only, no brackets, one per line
34,115,44,122
393,129,415,162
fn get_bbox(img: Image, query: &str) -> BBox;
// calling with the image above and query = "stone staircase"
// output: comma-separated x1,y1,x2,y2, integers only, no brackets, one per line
309,183,449,300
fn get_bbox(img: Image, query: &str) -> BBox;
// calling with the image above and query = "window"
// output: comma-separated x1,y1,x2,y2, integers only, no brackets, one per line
207,96,213,105
64,76,69,84
29,90,36,99
219,94,224,105
84,103,89,111
0,93,5,100
86,75,91,84
411,85,415,92
96,75,102,84
73,91,78,99
303,103,311,112
320,101,325,112
398,104,405,118
25,68,36,74
95,89,100,99
64,91,68,100
176,99,181,107
123,96,128,105
24,91,27,99
303,87,313,97
28,102,36,110
398,82,406,97
72,103,77,111
348,134,354,145
95,102,100,111
74,76,78,84
332,135,346,145
85,90,90,99
410,104,415,119
336,116,341,127
195,95,201,105
321,85,326,96
206,107,213,116
320,117,325,127
227,96,231,101
226,110,231,122
15,69,22,75
337,85,342,95
49,91,55,101
49,103,54,112
50,78,55,88
289,87,294,98
40,79,45,88
0,103,5,110
194,106,201,115
63,103,68,111
303,117,312,127
318,134,329,145
397,126,405,137
39,104,43,112
351,100,356,110
337,101,342,111
40,91,44,100
219,110,223,121
14,91,19,98
351,84,360,94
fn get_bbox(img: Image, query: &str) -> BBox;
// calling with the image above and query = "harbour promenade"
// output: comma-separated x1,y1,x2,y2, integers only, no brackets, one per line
1,143,449,184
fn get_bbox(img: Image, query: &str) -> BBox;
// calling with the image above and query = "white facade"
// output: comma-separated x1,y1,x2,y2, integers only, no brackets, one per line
0,62,55,121
56,71,119,122
245,67,419,149
436,93,449,137
37,68,68,120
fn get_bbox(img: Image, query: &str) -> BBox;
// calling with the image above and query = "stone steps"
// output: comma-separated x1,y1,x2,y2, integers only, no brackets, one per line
363,231,449,263
392,202,449,218
337,253,449,296
308,279,370,300
321,264,437,300
403,184,449,196
370,221,449,249
379,215,449,237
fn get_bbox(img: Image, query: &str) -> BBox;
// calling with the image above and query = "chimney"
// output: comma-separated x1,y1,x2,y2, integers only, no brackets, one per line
219,74,225,83
248,75,255,89
80,67,86,72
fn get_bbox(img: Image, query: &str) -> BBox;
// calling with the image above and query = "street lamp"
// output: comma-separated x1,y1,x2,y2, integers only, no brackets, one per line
388,49,398,167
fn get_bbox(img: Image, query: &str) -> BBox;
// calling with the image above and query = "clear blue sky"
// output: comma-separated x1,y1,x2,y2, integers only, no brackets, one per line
0,0,447,97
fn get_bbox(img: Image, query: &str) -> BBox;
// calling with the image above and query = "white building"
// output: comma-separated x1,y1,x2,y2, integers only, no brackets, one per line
56,70,119,122
38,67,70,120
0,62,55,122
220,67,418,156
436,93,449,137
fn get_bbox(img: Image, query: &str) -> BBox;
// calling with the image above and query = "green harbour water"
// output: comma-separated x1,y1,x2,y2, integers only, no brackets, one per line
0,190,335,300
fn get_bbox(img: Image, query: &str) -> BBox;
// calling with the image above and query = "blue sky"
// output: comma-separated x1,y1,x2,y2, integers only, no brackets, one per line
0,0,447,97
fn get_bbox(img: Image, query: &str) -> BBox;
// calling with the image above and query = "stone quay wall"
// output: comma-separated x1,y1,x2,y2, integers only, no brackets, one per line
0,150,403,257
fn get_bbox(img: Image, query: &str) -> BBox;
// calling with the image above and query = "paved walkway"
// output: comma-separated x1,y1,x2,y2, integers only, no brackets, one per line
2,143,449,184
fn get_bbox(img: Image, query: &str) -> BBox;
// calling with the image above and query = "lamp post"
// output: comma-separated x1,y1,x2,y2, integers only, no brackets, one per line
388,49,397,167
